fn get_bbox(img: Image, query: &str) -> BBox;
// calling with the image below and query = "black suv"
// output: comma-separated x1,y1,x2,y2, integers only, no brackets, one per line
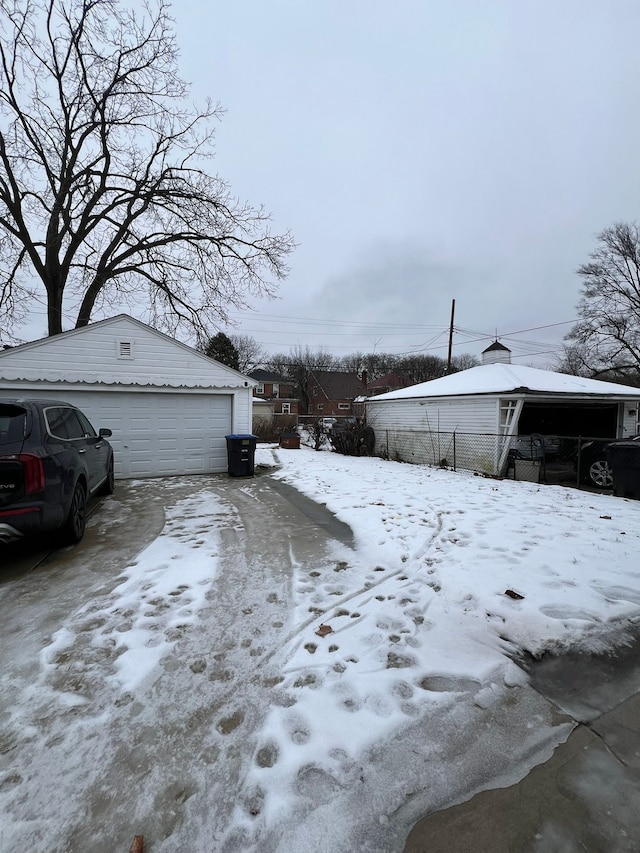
0,399,114,545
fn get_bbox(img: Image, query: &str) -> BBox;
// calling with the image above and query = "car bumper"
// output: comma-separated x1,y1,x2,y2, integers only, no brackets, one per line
0,503,64,542
0,520,29,543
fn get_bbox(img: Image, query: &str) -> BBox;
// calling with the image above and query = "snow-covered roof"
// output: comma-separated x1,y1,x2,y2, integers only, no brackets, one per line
367,363,640,401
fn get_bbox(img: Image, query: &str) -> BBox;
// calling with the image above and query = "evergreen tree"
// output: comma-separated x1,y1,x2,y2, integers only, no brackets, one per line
205,333,240,371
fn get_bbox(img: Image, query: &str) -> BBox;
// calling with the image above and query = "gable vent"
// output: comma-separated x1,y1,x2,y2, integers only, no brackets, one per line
117,339,133,358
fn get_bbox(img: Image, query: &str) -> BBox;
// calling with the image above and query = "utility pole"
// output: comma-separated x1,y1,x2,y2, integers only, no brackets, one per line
446,298,455,371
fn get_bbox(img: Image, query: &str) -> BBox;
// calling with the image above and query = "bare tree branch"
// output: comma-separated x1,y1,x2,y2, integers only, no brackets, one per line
565,222,640,383
228,334,265,374
0,0,293,338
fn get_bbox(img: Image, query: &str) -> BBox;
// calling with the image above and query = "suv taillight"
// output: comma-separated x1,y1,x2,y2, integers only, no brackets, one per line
18,453,45,495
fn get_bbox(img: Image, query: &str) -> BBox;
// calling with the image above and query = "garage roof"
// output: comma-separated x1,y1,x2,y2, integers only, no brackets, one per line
0,314,255,389
368,363,640,401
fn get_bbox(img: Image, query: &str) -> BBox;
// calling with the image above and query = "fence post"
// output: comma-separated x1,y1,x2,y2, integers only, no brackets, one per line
577,436,582,488
453,431,457,471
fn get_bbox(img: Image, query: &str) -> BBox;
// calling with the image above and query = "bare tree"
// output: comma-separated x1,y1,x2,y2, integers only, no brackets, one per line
554,342,592,377
262,353,293,381
451,353,479,372
0,0,293,341
565,223,640,382
229,334,265,374
266,345,339,413
397,354,446,384
338,351,368,374
358,352,399,380
333,351,399,381
349,351,477,381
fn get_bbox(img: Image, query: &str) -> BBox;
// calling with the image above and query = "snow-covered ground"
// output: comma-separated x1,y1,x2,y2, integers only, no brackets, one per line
2,446,640,852
261,444,640,660
228,445,640,847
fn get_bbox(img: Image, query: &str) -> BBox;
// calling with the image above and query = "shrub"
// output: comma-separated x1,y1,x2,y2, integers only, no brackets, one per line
252,414,299,442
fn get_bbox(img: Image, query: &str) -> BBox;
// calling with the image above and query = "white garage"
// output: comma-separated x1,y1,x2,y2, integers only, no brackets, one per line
0,315,256,478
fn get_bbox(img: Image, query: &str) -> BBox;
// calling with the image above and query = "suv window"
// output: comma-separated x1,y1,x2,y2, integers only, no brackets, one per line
75,409,97,438
46,407,86,440
0,404,27,446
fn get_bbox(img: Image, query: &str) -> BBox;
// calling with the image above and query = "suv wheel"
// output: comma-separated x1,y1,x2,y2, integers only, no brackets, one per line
59,482,87,545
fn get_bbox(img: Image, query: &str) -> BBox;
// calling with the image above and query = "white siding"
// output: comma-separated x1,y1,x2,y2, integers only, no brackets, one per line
622,402,640,437
231,386,252,434
366,396,499,433
0,315,255,389
366,396,505,474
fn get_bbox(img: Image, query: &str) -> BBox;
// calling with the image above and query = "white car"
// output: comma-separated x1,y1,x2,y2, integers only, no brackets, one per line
320,417,337,432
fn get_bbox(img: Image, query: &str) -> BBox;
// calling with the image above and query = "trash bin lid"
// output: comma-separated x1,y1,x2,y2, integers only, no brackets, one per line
225,434,258,440
606,439,640,468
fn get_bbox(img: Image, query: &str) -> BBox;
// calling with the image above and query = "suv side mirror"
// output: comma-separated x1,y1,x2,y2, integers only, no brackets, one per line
99,428,112,438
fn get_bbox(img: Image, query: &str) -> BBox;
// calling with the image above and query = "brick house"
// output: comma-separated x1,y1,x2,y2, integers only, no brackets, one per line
249,369,299,416
307,370,367,417
366,371,409,396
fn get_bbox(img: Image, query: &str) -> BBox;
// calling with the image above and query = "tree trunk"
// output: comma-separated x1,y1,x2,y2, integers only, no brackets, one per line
47,286,64,336
76,275,105,328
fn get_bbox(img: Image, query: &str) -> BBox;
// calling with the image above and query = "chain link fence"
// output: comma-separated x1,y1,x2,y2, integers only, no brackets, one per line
375,429,616,490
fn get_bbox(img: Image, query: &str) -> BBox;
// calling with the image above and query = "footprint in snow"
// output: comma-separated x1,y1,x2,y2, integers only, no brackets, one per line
418,675,481,693
286,713,312,744
595,585,640,605
255,742,279,768
539,606,601,623
297,765,343,802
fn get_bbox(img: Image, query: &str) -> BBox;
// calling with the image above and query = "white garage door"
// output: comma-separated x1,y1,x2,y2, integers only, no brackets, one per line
14,389,233,478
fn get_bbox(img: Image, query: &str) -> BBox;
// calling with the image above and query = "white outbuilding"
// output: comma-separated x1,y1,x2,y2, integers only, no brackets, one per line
0,315,256,478
365,360,640,477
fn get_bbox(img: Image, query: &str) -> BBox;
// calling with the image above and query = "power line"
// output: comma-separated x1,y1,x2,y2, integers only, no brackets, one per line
228,313,580,354
227,310,448,331
456,318,579,340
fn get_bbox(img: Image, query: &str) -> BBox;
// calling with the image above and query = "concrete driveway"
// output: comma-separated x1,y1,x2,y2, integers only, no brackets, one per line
1,474,356,853
405,638,640,853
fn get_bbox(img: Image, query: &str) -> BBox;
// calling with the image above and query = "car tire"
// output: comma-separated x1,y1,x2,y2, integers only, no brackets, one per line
587,458,613,489
59,481,87,545
98,457,115,496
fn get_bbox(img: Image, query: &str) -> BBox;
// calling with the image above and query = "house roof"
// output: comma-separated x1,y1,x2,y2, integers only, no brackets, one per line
367,363,640,401
367,371,409,390
311,370,366,400
249,369,289,383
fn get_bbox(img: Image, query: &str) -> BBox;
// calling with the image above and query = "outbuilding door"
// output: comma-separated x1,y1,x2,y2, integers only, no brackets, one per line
13,389,233,478
517,401,619,438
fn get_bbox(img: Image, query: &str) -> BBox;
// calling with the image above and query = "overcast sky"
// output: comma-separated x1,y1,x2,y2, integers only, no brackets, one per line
14,0,640,367
168,0,640,366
